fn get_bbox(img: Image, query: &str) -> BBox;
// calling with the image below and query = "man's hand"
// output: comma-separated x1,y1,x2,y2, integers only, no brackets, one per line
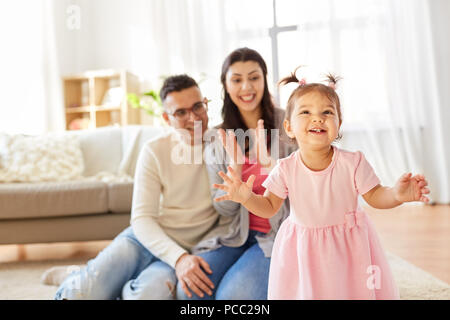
213,166,255,204
175,253,214,298
393,173,430,203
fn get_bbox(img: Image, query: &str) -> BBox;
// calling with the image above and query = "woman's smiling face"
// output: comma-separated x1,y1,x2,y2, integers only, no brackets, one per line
225,60,265,114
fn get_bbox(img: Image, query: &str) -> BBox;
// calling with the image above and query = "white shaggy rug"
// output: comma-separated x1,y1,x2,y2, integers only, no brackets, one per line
0,252,448,300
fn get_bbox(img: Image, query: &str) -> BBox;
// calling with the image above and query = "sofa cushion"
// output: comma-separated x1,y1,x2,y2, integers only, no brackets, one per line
119,125,169,177
0,181,108,220
74,126,123,176
107,182,133,213
0,132,84,182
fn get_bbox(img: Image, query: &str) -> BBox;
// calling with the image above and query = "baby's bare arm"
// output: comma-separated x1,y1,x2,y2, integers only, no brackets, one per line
362,184,402,209
363,173,430,209
213,166,284,218
243,190,284,219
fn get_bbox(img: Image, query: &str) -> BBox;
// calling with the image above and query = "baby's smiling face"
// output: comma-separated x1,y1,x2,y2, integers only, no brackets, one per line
284,91,340,150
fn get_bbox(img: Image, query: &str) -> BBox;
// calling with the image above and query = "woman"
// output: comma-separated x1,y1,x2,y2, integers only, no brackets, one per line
180,47,296,300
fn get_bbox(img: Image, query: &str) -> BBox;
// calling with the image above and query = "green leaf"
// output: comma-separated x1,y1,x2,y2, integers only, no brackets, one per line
143,90,162,107
127,92,163,118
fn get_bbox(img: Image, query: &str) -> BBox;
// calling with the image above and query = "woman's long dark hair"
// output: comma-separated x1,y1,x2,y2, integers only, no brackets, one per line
220,47,276,133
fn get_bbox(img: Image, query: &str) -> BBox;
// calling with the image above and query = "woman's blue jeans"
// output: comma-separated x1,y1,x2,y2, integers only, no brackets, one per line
55,227,270,300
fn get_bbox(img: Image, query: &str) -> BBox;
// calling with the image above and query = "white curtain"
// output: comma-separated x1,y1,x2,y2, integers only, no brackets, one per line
140,0,232,127
0,0,64,135
125,0,274,127
136,0,449,203
273,0,448,203
336,0,449,204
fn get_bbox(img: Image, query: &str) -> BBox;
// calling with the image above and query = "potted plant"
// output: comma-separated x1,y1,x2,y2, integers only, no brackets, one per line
127,89,164,125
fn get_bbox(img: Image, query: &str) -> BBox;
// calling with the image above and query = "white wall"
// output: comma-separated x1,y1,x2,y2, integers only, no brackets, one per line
54,0,158,85
53,0,92,75
54,0,450,96
53,0,450,126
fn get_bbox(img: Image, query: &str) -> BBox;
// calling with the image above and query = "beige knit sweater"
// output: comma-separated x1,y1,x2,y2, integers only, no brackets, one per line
130,129,219,268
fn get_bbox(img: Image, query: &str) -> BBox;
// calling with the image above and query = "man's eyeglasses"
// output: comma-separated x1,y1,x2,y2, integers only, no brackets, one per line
167,99,208,121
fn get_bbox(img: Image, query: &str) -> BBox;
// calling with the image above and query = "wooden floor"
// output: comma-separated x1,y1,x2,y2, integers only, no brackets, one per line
0,204,449,284
365,203,450,284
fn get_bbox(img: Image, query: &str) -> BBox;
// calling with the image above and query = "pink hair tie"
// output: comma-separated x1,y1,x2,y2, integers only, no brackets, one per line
298,78,307,86
328,82,336,90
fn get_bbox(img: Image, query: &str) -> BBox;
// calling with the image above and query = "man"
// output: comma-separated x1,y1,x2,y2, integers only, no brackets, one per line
53,75,225,299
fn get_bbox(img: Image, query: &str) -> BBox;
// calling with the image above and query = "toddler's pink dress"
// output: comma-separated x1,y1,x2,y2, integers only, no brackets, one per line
262,146,399,299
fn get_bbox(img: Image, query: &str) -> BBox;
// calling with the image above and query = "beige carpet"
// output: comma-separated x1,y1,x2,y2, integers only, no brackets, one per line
0,252,449,300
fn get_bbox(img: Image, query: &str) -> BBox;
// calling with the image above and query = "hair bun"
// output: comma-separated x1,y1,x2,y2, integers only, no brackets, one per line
324,73,342,90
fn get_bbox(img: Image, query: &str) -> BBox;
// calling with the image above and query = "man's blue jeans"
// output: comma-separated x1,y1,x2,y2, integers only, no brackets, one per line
55,227,270,300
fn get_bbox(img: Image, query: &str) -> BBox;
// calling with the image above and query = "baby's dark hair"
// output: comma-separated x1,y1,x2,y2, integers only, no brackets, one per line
278,67,343,129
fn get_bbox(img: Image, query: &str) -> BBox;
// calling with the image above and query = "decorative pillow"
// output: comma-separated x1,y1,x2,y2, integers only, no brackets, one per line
76,126,123,177
0,132,84,182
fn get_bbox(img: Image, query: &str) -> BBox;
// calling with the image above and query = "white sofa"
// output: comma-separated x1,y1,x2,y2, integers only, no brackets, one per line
0,125,167,245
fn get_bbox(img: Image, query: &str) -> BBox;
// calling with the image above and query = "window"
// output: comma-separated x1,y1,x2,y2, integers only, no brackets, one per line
222,0,393,129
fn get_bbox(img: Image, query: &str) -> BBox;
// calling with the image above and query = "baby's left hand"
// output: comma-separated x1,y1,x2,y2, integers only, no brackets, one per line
393,173,430,203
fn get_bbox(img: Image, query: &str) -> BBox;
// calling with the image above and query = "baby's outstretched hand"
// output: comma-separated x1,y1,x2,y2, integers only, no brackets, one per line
213,166,255,204
394,173,430,203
